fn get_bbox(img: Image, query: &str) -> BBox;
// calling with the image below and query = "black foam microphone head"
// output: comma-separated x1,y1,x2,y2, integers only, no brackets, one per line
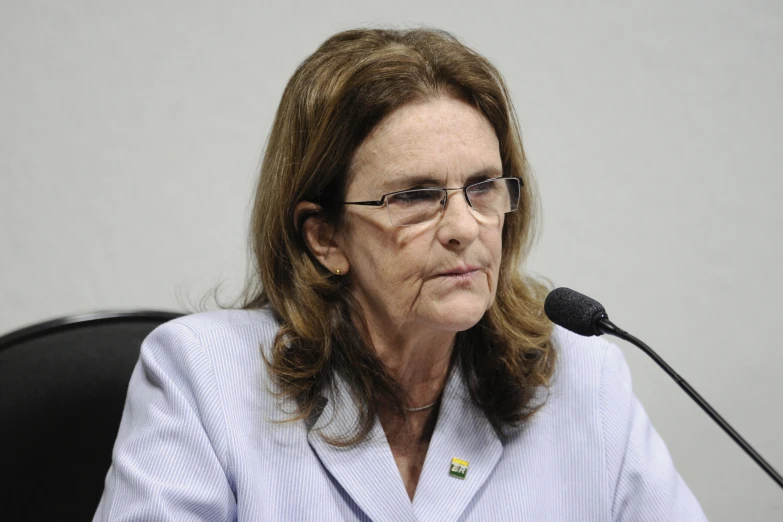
544,287,608,336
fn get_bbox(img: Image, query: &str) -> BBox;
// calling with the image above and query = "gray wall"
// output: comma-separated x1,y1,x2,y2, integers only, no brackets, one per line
2,1,781,519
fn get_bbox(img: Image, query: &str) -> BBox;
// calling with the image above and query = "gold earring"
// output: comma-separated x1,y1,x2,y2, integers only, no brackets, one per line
335,269,341,275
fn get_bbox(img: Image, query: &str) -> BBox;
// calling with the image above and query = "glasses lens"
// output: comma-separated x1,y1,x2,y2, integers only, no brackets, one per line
386,189,444,226
466,178,520,215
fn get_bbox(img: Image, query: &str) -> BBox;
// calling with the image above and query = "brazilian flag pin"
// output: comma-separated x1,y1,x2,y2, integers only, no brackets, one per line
449,457,469,479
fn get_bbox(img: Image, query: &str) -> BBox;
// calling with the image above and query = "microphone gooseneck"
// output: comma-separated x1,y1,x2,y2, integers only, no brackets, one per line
544,287,783,491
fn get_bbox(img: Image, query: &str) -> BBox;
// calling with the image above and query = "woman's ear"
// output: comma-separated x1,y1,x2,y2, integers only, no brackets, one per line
294,201,349,275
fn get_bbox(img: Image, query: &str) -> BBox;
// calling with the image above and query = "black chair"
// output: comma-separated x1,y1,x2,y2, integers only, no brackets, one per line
0,311,183,522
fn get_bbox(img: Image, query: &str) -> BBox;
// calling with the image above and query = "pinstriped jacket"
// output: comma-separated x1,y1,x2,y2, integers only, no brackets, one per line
94,308,707,521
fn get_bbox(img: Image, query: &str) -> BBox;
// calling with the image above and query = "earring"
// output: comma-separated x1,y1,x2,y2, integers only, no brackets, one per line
335,269,342,275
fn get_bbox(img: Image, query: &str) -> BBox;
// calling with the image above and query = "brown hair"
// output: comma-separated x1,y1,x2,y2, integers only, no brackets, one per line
241,28,555,444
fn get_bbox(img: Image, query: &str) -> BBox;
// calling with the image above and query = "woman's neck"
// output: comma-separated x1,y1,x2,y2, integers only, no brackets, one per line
359,311,455,501
365,318,455,410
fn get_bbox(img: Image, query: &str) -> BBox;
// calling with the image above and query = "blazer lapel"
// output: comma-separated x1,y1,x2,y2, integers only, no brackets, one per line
307,376,418,522
411,365,503,522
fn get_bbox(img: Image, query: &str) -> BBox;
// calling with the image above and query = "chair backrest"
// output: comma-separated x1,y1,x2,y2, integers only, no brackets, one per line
0,311,183,522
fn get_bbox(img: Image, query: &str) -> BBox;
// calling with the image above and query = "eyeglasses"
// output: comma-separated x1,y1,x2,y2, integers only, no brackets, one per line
342,176,522,227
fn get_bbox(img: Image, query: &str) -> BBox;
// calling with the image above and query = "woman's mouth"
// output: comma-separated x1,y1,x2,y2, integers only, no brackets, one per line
437,266,480,281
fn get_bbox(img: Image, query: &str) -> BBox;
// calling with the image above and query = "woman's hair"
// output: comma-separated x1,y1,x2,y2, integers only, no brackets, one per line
241,27,555,445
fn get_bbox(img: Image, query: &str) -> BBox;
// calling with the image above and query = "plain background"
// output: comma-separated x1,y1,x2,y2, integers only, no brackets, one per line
2,1,781,519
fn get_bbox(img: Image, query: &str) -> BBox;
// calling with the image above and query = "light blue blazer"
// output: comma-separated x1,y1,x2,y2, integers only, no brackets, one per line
94,308,707,521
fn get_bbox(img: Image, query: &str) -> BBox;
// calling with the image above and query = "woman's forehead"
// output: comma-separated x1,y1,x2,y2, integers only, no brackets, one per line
348,97,502,193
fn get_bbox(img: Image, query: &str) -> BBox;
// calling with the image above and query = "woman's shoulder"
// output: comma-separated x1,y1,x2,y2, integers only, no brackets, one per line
166,307,280,337
154,307,281,352
510,326,635,453
548,325,629,402
140,307,282,384
135,307,286,415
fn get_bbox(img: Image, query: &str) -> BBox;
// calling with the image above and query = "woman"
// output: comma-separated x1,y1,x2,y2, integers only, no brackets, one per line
95,28,707,521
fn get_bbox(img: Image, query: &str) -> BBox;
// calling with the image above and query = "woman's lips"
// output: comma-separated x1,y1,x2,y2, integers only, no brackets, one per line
438,268,480,281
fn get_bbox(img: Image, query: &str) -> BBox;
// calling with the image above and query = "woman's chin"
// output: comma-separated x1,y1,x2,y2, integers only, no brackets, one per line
428,298,489,332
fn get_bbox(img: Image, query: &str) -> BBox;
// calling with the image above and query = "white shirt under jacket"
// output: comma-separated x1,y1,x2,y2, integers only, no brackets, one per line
94,308,708,521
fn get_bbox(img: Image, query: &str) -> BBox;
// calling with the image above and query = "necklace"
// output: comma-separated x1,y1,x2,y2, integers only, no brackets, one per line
404,401,438,412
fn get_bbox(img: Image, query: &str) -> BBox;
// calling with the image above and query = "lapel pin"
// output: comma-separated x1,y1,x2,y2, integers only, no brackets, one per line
449,457,469,480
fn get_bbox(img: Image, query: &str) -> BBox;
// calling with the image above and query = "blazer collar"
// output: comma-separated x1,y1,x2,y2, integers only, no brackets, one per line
307,365,503,522
307,373,418,522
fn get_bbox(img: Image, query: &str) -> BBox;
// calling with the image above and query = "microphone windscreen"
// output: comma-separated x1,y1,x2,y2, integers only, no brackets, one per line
544,287,608,336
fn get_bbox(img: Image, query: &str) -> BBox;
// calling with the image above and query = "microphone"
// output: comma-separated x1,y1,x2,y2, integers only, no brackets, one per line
544,287,783,490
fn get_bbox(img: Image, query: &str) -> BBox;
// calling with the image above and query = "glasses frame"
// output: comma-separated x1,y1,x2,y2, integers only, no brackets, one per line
342,176,523,226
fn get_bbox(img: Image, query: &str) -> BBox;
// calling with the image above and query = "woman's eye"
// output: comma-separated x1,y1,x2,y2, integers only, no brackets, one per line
392,190,440,203
469,179,498,195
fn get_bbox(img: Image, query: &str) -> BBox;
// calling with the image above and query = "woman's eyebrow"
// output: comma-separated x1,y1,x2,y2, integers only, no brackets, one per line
382,166,503,192
463,167,504,185
382,175,442,192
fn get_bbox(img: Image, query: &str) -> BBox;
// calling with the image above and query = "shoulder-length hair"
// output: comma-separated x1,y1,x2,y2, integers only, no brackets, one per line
241,28,555,445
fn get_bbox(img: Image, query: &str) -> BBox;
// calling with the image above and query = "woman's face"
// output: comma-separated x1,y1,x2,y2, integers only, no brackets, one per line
338,95,505,335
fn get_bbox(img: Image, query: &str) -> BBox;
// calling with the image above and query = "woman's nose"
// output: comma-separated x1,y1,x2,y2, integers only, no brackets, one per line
435,190,480,248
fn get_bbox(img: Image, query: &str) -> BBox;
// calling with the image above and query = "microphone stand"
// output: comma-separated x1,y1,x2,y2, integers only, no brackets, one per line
597,317,783,490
